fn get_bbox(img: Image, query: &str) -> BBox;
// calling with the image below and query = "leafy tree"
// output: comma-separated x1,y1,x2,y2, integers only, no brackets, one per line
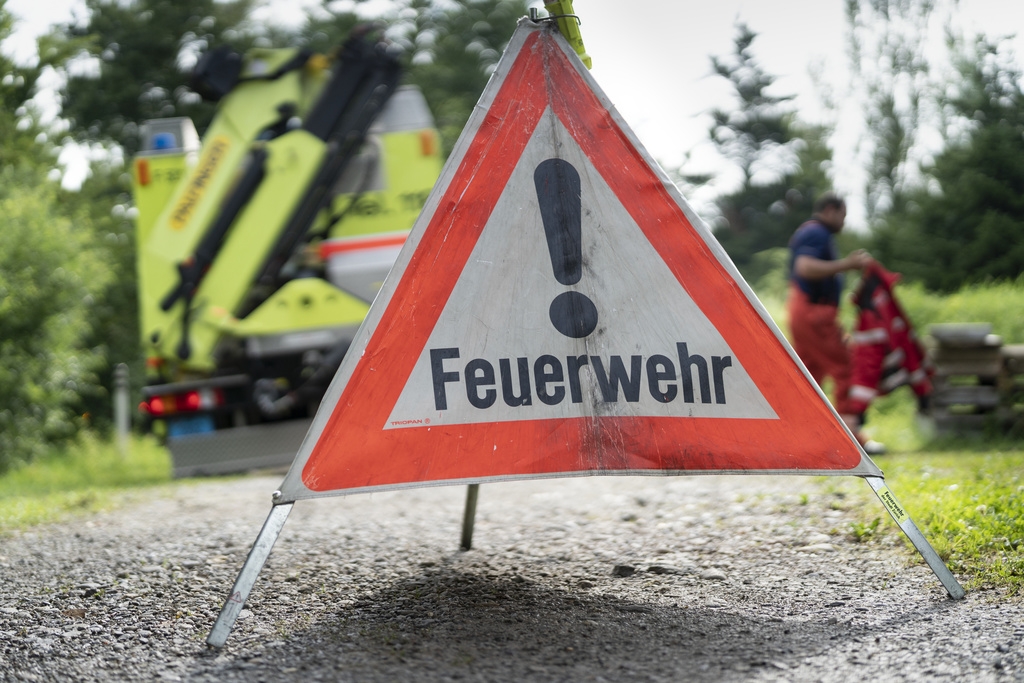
295,0,528,157
708,24,795,187
0,171,113,470
0,0,47,172
699,24,834,283
397,0,527,156
61,163,141,432
273,5,362,55
1,1,110,468
870,37,1024,291
48,0,257,156
844,0,950,223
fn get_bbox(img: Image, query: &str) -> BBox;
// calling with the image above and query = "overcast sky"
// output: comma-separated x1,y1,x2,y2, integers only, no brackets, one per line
5,0,1024,229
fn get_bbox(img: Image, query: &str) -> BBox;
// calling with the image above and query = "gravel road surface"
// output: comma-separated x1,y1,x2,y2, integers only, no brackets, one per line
1,472,1021,682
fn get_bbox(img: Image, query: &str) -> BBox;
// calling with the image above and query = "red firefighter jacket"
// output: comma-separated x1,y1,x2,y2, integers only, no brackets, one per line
848,263,933,414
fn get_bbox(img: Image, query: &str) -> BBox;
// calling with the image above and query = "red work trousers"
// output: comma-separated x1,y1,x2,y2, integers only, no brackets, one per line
786,285,855,415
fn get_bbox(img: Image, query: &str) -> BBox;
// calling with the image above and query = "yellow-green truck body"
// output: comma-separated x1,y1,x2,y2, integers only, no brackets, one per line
132,43,441,476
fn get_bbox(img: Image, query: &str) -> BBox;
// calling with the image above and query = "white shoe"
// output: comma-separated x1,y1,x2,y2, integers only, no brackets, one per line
862,439,887,455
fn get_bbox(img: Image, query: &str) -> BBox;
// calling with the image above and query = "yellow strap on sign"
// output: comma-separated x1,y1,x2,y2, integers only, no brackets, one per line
543,0,592,69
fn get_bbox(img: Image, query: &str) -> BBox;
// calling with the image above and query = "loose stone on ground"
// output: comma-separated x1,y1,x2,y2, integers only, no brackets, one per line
0,473,1021,682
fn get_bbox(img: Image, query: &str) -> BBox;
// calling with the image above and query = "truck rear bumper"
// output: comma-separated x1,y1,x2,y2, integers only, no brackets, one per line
168,418,312,478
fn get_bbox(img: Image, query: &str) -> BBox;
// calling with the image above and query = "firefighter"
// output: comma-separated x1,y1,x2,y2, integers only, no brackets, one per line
786,192,886,455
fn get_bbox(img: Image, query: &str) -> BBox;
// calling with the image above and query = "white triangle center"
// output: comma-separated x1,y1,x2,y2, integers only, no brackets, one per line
385,109,777,429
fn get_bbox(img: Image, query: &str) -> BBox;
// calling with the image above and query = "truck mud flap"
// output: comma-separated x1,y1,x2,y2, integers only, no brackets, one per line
168,419,312,478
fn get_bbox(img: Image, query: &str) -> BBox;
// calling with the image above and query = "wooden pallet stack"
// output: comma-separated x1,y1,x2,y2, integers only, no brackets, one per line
927,323,1010,434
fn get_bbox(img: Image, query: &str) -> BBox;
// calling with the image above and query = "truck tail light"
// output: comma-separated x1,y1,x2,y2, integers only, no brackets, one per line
139,388,225,416
140,396,166,415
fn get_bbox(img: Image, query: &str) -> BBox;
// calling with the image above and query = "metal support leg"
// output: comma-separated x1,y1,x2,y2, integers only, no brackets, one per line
207,502,294,648
865,476,965,600
460,484,479,551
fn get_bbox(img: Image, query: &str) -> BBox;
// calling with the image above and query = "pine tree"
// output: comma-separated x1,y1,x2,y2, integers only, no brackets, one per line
701,24,834,286
871,37,1024,290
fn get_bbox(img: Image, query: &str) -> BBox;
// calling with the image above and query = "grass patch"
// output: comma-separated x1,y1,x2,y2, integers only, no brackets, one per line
850,449,1024,595
827,391,1024,594
822,396,1024,595
0,433,172,532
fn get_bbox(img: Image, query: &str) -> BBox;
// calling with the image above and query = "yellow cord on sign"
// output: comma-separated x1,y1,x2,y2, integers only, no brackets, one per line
543,0,592,69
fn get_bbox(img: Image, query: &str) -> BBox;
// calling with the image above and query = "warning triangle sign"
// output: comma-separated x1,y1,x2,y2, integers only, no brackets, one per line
279,20,880,501
209,21,963,652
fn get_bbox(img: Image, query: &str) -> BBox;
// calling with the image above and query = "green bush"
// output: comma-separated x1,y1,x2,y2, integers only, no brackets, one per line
894,276,1024,343
0,176,112,471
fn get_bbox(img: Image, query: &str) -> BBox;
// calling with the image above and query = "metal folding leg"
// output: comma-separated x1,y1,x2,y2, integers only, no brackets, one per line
207,502,294,647
460,484,480,550
865,476,965,600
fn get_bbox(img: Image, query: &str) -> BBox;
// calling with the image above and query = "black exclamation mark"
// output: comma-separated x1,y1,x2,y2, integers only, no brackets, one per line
534,158,599,338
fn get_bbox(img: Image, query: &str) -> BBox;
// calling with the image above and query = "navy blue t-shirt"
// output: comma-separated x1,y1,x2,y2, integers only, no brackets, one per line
789,220,841,305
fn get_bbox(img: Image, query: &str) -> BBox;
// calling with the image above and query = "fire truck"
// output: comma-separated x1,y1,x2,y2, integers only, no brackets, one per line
131,32,442,476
